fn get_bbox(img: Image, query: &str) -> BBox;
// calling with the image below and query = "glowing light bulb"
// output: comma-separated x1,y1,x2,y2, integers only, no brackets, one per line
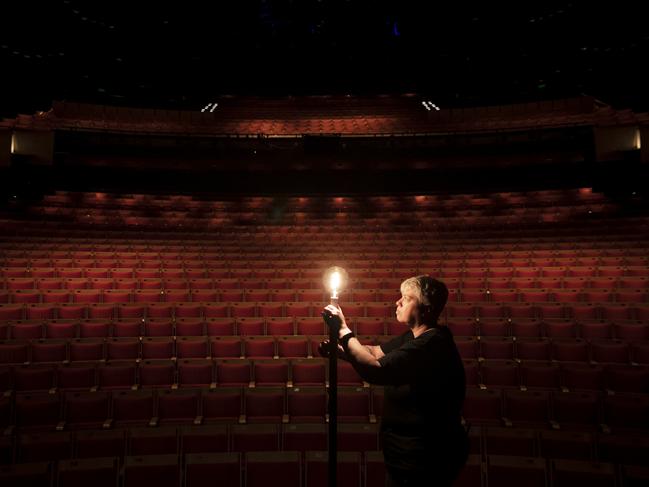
323,266,349,303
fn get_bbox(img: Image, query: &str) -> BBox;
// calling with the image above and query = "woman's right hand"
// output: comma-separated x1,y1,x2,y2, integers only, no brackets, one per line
317,339,345,358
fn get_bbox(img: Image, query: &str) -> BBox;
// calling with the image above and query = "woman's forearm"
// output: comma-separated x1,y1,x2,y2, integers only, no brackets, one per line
340,331,381,367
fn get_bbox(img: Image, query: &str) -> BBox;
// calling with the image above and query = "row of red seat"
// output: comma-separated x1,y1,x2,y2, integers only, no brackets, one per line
1,242,644,257
449,320,649,340
2,386,648,434
2,386,375,431
2,277,648,293
5,452,649,487
0,235,635,247
2,261,648,270
4,425,382,460
0,450,386,487
1,317,648,339
17,215,637,230
1,244,634,253
3,246,639,253
0,249,643,262
7,317,341,338
2,359,648,394
15,203,620,214
20,199,618,213
5,287,649,303
3,218,645,236
2,301,648,322
2,249,642,259
1,236,634,248
3,221,626,233
0,302,385,320
0,281,645,301
3,424,648,464
0,337,356,363
17,250,630,257
1,333,649,363
39,184,603,202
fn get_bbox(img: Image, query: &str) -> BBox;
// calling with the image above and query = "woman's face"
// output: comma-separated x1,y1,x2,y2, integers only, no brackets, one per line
395,288,420,325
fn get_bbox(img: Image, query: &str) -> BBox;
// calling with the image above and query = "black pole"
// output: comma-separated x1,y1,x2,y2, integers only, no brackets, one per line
326,297,338,487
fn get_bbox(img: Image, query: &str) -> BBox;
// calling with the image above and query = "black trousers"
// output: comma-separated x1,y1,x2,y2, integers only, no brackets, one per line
381,429,469,487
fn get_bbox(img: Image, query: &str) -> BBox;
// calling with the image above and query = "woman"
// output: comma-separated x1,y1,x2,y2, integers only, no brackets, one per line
321,275,468,487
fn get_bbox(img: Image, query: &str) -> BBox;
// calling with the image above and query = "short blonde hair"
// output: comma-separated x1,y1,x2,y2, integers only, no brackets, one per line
399,275,449,323
400,276,431,306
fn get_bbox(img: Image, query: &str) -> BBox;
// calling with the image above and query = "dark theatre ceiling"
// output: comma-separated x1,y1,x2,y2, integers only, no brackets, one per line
1,1,648,118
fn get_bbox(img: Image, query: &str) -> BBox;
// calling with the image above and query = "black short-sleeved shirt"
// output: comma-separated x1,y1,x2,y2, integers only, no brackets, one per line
376,326,465,431
371,325,467,472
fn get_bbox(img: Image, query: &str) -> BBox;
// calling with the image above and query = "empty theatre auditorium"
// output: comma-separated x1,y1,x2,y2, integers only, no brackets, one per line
2,3,649,487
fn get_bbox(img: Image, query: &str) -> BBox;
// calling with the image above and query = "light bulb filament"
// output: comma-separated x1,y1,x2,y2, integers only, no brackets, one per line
330,271,340,299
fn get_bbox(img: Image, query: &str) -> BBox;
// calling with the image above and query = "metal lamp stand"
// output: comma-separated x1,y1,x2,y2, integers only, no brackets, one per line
325,295,339,487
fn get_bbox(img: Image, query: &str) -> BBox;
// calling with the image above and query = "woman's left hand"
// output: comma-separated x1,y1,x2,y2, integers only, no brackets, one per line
323,304,352,339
